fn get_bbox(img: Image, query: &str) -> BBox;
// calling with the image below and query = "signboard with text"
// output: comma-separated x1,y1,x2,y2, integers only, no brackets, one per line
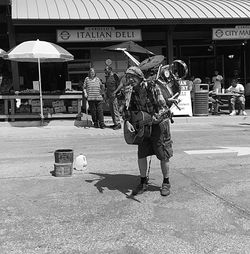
57,27,142,42
171,87,193,117
213,26,250,40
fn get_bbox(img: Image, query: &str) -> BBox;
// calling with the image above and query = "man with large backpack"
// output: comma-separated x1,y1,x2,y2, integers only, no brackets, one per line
122,66,178,197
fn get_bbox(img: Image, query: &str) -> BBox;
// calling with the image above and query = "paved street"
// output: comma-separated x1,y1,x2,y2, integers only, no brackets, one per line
0,114,250,254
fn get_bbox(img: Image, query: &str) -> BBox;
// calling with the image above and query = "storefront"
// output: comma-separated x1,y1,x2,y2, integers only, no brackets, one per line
1,0,250,118
10,26,250,88
0,1,11,76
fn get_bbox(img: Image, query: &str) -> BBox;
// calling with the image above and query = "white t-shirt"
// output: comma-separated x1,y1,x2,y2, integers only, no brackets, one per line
227,83,245,95
212,74,223,92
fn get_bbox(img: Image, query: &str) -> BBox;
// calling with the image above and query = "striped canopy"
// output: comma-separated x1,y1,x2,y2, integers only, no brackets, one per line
11,0,250,21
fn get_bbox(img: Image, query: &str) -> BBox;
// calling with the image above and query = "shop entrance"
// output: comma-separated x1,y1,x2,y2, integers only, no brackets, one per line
216,44,242,87
188,56,216,82
66,48,91,90
186,55,225,84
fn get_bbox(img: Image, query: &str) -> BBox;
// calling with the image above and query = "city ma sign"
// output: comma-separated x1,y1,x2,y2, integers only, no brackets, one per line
213,26,250,40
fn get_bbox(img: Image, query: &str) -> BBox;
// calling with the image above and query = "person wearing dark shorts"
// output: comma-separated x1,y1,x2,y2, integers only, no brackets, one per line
123,66,176,196
138,123,173,161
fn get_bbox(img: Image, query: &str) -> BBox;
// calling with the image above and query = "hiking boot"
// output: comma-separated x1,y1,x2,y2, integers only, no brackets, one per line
113,123,121,130
100,124,106,129
242,111,247,116
161,183,171,196
229,110,236,116
131,183,148,196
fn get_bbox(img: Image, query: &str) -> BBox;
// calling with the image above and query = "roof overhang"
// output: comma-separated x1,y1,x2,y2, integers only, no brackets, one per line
11,18,250,27
11,0,250,26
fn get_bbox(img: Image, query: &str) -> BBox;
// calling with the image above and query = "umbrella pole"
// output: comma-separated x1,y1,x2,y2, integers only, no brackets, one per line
123,50,140,66
38,58,44,123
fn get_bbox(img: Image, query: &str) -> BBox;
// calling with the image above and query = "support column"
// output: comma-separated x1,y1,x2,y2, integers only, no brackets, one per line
7,4,19,91
243,42,247,86
166,26,175,64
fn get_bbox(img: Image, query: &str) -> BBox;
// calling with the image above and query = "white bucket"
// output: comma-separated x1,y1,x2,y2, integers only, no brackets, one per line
74,154,87,171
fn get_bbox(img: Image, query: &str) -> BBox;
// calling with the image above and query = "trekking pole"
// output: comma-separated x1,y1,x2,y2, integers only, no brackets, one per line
146,156,152,183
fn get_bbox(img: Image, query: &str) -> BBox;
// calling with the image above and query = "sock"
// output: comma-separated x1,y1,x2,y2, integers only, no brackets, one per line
163,177,170,184
140,177,147,184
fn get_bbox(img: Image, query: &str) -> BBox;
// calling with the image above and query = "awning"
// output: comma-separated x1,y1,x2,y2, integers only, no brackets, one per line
11,0,250,22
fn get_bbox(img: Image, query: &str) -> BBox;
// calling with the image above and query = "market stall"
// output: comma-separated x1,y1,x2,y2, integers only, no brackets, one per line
2,39,76,122
0,92,82,121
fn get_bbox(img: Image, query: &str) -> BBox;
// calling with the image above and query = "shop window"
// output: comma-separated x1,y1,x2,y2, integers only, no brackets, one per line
180,45,214,57
67,61,91,89
18,62,67,91
66,49,91,89
161,47,177,58
68,49,90,60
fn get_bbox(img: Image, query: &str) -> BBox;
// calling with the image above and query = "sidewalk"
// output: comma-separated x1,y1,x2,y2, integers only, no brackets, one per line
173,109,250,124
1,109,250,127
0,109,250,253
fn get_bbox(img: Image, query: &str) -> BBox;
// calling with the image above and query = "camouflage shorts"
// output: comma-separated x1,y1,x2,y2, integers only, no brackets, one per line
138,119,173,160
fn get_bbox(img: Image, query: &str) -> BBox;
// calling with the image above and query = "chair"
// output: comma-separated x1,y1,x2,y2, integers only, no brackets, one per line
208,96,226,114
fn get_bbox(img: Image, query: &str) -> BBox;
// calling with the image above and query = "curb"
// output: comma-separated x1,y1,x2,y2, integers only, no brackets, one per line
0,117,115,128
0,113,249,127
173,115,250,124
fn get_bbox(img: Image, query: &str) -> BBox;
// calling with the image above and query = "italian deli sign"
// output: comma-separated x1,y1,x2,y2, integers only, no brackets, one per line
57,27,142,42
213,26,250,40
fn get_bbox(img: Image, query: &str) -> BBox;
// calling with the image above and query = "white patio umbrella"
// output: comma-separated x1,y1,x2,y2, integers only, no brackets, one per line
3,39,74,122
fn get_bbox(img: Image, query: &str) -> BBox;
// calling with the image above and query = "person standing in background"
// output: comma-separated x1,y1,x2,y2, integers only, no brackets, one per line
212,70,223,93
83,68,105,128
104,66,121,130
0,72,13,94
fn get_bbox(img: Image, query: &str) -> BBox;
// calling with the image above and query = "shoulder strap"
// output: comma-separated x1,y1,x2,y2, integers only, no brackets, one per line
114,73,120,86
125,86,133,110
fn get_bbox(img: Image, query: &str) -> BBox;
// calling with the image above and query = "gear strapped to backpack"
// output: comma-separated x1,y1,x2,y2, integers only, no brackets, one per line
139,56,188,110
154,59,188,108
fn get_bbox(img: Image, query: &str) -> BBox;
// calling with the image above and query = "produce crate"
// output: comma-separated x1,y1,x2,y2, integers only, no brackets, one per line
52,100,64,107
31,106,41,113
68,106,78,113
31,100,43,106
17,104,31,113
54,105,66,113
71,100,78,106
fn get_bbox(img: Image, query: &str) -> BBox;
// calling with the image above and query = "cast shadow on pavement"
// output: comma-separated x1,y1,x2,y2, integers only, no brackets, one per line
85,172,160,198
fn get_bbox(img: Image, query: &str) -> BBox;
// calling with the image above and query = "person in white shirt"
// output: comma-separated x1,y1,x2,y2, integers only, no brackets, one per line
226,78,247,116
212,70,223,93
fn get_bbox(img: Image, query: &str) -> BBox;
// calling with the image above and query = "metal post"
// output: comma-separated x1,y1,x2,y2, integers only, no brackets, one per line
244,45,247,86
166,26,174,64
38,58,44,122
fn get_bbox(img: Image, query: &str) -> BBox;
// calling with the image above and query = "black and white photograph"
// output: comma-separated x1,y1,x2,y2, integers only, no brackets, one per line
0,0,250,253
